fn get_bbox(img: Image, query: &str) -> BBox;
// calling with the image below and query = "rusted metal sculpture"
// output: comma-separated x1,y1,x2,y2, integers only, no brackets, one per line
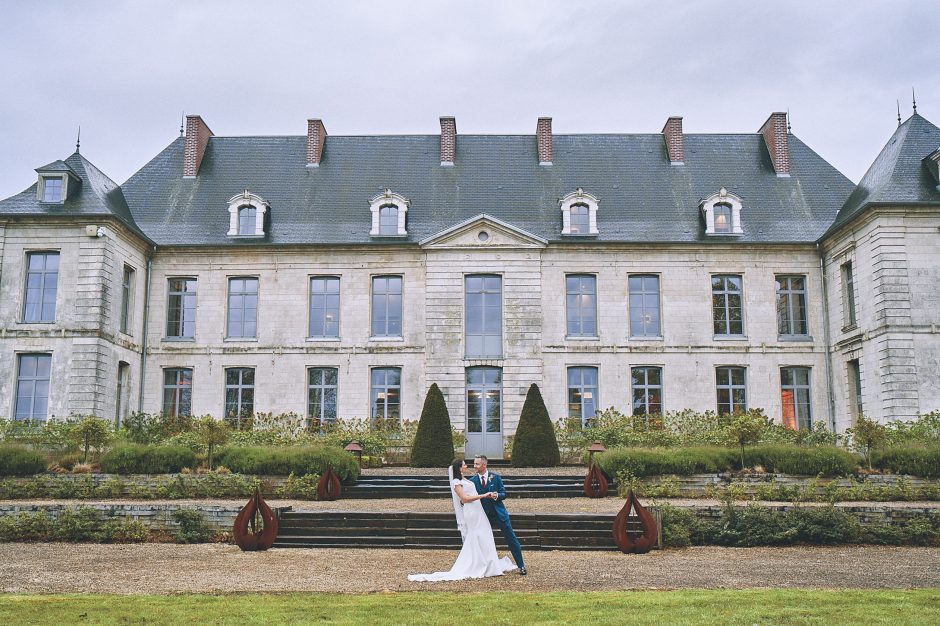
583,462,609,498
316,464,342,501
233,487,278,551
612,489,657,554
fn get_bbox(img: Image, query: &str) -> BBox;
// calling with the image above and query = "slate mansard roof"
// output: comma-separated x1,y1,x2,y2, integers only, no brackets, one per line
116,131,855,247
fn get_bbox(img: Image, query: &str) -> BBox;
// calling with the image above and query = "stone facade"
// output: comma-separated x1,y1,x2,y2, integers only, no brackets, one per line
1,111,939,458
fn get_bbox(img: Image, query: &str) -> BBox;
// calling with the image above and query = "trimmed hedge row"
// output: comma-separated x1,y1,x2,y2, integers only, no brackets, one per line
872,446,940,478
0,445,46,476
598,445,861,478
215,446,360,482
100,444,196,474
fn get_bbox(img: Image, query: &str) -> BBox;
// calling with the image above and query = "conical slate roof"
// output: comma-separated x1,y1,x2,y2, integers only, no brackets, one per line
0,151,148,240
828,113,940,235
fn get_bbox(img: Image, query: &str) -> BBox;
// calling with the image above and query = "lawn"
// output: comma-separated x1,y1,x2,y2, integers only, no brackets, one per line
0,590,937,625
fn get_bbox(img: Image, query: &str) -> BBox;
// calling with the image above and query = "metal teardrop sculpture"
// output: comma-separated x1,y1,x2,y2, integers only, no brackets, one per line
233,488,278,551
612,490,657,554
316,465,342,501
583,462,609,498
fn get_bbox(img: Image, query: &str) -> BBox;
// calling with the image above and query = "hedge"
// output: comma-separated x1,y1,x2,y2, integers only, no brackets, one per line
511,384,560,467
100,444,196,474
215,446,360,482
0,445,47,476
598,445,862,478
411,384,455,467
872,445,940,478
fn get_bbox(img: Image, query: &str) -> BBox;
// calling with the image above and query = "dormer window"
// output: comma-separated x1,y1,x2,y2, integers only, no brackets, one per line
238,206,256,235
560,188,599,236
379,204,399,235
226,190,268,238
701,188,744,236
42,177,63,202
369,189,409,237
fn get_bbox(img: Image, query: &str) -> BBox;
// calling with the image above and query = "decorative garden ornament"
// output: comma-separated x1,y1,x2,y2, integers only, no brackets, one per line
612,489,657,554
316,465,342,501
233,487,278,551
583,462,609,498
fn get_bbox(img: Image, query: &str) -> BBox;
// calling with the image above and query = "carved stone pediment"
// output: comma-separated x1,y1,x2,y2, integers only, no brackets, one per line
419,214,548,250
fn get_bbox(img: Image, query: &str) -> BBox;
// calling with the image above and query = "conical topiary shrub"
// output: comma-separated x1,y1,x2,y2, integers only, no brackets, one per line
511,383,560,467
410,383,455,467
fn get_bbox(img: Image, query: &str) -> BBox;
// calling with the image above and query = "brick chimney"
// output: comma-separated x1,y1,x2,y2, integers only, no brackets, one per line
662,116,684,164
440,116,456,166
182,115,213,178
537,117,552,165
306,119,327,167
759,112,790,176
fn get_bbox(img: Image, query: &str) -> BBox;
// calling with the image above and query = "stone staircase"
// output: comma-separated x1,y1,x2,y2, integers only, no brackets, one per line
343,473,603,499
272,510,654,551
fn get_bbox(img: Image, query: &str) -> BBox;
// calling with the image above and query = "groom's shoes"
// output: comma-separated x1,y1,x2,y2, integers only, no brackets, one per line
518,567,527,576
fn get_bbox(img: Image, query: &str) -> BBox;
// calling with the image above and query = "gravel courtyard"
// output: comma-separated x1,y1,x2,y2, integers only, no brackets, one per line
3,544,938,593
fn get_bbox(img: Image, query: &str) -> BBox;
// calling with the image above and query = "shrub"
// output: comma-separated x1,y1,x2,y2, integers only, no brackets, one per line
598,446,736,477
743,445,860,477
411,384,455,467
657,504,705,548
872,445,940,478
0,445,47,476
171,509,214,544
69,415,112,462
511,384,560,467
847,415,888,469
192,416,230,469
100,444,196,474
215,446,360,482
787,506,862,544
724,409,771,469
274,472,321,499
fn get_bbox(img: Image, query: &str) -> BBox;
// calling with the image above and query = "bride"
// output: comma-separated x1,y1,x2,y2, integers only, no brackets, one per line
407,459,518,581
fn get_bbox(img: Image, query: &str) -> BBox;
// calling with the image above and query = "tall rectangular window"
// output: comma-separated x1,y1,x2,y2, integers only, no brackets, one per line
15,354,51,421
847,359,863,419
24,251,59,322
631,366,663,416
781,367,812,430
629,275,661,338
371,276,402,337
567,366,598,426
716,366,747,415
566,275,597,337
120,265,135,334
224,368,255,424
841,262,857,327
227,277,258,338
712,275,744,336
162,368,193,417
465,275,502,357
166,278,196,338
308,367,338,427
776,275,808,337
309,277,340,338
371,367,401,422
467,367,502,435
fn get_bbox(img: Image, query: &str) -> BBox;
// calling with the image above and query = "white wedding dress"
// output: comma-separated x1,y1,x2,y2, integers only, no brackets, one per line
407,478,518,582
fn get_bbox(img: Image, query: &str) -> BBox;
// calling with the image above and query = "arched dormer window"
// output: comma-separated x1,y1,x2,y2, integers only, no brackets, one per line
369,189,409,237
701,187,743,236
560,188,599,236
227,190,269,238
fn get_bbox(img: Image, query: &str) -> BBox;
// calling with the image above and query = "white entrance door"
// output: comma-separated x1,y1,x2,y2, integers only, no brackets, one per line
465,367,503,459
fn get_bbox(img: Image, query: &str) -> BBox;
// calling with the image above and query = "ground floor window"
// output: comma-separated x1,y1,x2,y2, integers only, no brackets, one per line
631,366,662,417
780,367,812,430
224,367,255,426
163,368,193,417
716,366,747,416
567,366,598,427
308,367,338,427
371,367,401,423
15,353,51,421
467,366,502,434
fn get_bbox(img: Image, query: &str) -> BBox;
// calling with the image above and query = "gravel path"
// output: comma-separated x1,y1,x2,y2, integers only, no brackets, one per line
1,543,937,593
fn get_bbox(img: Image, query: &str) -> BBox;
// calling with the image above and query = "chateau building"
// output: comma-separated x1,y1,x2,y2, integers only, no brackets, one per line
1,111,938,458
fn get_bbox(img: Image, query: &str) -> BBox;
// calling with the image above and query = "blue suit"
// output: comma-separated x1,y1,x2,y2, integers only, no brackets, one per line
470,472,524,569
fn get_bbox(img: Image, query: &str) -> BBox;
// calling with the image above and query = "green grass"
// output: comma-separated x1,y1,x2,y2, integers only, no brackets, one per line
0,590,937,625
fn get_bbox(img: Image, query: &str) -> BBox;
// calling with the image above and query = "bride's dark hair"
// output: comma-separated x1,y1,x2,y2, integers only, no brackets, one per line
450,459,464,478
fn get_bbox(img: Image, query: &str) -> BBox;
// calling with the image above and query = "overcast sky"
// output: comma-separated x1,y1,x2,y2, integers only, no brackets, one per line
1,1,938,200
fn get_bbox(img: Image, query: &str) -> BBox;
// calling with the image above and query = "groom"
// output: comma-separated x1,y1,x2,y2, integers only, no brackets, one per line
470,454,527,575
